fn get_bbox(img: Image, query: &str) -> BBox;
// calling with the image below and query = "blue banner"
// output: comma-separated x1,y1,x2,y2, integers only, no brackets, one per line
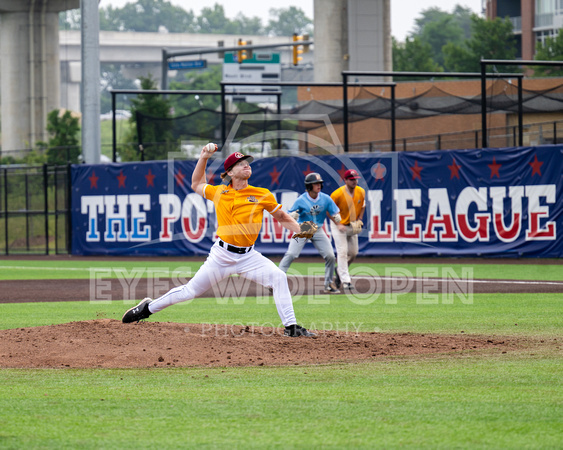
72,146,562,257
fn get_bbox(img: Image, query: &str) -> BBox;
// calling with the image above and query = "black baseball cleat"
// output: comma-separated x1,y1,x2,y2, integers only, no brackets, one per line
342,282,352,290
334,272,341,289
122,298,153,323
284,324,316,337
324,284,341,294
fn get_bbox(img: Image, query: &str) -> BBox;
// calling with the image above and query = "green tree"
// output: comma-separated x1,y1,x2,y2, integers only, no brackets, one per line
59,9,81,30
231,13,264,35
408,5,475,68
443,15,518,73
166,66,224,144
121,75,174,161
412,7,450,35
392,37,443,78
419,15,465,67
441,42,474,73
99,6,122,31
100,0,196,33
100,63,138,113
197,4,237,34
453,5,475,40
533,33,563,77
169,65,223,116
64,2,313,38
36,109,81,165
413,5,473,40
266,7,313,37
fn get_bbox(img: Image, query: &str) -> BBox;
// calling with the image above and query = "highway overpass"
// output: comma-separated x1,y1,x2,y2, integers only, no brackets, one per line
58,30,306,112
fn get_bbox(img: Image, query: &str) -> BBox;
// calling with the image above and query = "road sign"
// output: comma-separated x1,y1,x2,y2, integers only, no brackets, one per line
168,60,207,70
222,52,281,103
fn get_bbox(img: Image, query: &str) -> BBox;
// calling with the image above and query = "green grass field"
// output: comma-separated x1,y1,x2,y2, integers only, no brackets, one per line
0,258,561,448
1,259,561,281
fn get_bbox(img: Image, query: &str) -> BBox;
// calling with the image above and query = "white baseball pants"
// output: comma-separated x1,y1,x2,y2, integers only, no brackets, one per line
148,241,298,326
279,231,336,287
330,222,359,284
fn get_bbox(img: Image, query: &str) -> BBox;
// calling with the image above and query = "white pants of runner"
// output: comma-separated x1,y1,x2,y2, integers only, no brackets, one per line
148,241,297,327
278,231,336,287
330,222,359,284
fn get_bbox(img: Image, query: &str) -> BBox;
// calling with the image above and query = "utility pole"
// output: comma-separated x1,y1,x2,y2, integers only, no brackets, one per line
81,0,101,164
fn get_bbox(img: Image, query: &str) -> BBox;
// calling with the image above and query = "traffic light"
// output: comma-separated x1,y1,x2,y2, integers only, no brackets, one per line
218,40,225,59
237,38,248,63
292,34,303,66
302,34,310,53
246,40,253,60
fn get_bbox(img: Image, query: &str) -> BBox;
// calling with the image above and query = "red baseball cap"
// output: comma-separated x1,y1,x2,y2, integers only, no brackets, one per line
224,152,254,172
344,169,361,180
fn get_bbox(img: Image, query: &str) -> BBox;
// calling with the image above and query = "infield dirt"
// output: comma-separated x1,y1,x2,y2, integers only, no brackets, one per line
0,319,542,369
1,255,560,369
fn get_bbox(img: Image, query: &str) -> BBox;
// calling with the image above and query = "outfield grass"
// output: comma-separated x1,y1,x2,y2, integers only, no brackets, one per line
1,354,561,448
0,259,204,280
0,259,561,448
0,293,561,337
1,259,561,281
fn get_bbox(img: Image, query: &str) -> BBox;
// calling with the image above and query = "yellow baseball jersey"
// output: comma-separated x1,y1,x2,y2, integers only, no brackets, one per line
203,184,281,247
330,185,366,225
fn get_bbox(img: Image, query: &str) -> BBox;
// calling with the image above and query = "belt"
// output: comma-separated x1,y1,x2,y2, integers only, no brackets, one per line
218,240,253,254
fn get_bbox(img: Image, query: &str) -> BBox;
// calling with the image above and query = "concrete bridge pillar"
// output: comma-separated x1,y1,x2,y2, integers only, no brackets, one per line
0,0,79,157
313,0,391,82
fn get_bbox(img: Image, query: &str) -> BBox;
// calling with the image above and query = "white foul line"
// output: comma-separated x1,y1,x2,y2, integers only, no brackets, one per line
354,276,563,287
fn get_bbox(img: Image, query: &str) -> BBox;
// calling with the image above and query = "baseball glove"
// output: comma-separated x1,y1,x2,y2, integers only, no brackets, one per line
350,220,363,235
293,221,319,240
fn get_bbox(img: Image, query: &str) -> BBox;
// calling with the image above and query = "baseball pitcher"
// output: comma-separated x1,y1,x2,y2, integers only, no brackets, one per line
123,143,316,337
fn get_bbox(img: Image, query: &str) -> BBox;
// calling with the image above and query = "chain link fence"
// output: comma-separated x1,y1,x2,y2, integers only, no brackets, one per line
0,164,71,255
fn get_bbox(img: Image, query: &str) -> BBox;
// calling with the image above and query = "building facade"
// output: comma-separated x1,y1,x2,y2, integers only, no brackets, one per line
487,0,563,60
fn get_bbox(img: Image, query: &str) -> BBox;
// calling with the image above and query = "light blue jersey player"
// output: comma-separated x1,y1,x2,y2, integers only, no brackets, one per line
279,173,345,293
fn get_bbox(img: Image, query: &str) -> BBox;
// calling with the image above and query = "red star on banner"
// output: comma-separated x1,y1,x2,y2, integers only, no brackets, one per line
175,168,186,186
410,161,423,180
337,164,348,179
302,164,314,176
488,157,501,178
448,158,461,179
145,169,155,187
528,154,543,177
89,171,99,189
270,166,281,185
207,171,217,185
373,162,386,181
117,170,127,188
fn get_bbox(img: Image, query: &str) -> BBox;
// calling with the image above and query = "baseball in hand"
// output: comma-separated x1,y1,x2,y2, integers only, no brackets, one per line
204,143,217,153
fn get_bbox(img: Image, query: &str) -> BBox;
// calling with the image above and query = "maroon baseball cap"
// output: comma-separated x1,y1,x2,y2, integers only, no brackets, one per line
344,169,361,180
223,152,254,172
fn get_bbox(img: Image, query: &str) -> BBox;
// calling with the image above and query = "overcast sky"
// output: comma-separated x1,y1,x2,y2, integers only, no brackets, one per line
98,0,484,41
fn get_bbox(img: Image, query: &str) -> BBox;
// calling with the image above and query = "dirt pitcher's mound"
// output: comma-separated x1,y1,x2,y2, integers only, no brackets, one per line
0,319,521,369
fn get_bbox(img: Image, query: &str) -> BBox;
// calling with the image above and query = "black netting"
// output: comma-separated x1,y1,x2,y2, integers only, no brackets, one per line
136,103,303,149
287,79,563,124
130,79,563,158
137,108,222,145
